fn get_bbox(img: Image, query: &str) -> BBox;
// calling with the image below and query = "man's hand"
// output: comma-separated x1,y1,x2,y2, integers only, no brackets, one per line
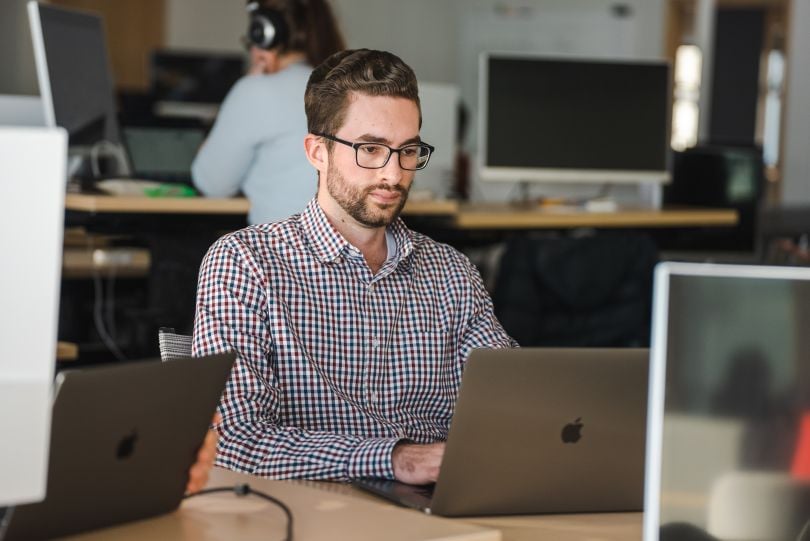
392,442,445,485
185,413,221,494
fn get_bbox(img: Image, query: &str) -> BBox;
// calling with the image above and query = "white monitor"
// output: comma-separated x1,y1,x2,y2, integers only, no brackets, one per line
478,53,671,185
0,95,45,127
645,262,810,540
0,127,67,506
27,1,120,146
416,82,459,199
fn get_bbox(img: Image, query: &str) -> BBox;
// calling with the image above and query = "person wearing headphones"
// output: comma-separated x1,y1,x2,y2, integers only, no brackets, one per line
191,0,345,225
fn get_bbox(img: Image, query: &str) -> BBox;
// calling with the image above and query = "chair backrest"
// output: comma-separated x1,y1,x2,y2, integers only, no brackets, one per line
492,232,658,347
158,327,192,362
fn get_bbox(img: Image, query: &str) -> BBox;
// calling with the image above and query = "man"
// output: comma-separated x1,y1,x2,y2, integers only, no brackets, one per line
193,49,517,484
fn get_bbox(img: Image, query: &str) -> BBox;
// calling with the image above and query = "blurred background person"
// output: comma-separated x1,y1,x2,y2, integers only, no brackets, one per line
192,0,345,225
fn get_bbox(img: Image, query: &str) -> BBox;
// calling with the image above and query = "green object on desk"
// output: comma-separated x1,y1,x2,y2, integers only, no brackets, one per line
143,184,198,198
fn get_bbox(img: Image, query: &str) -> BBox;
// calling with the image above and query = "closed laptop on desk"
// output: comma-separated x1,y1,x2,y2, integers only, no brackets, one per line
356,347,649,516
0,353,235,541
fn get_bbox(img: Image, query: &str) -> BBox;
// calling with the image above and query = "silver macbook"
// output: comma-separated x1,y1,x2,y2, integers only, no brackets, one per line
355,347,649,516
0,353,235,541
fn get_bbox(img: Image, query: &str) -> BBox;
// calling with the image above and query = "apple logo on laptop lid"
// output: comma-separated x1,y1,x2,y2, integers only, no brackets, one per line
561,417,584,444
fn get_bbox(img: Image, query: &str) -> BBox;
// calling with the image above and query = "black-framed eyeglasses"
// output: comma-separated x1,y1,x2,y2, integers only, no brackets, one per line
314,132,435,171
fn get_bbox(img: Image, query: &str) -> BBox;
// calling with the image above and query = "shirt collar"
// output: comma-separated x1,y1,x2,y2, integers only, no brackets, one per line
300,198,415,265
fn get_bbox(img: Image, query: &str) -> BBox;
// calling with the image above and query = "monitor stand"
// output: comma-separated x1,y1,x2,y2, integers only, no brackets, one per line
67,143,129,194
511,180,663,211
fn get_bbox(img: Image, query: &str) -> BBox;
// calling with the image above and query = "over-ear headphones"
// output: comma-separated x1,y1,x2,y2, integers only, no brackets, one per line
245,2,290,50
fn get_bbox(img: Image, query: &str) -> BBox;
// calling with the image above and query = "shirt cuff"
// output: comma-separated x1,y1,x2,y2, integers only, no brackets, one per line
346,437,401,480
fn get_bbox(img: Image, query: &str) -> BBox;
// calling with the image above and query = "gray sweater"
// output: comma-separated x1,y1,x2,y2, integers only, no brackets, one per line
192,63,316,225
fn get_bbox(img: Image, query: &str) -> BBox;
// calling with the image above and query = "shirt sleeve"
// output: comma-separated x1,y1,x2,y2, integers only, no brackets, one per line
192,234,401,480
191,76,266,198
454,252,520,362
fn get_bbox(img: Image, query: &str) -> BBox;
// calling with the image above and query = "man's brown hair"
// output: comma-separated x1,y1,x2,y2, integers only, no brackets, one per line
304,49,421,142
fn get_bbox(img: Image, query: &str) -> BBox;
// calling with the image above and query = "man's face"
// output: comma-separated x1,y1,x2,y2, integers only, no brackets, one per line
321,93,420,228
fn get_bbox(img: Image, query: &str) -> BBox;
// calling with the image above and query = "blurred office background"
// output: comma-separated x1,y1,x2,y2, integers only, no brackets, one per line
3,0,808,205
3,0,810,356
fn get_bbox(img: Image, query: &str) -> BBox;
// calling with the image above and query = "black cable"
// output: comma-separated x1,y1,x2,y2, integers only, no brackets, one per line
183,484,293,540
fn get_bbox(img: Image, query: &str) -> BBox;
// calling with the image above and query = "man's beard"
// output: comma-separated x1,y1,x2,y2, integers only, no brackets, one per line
326,162,409,228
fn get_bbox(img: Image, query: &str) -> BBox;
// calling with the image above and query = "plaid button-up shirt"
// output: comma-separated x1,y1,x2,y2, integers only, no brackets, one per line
193,199,517,480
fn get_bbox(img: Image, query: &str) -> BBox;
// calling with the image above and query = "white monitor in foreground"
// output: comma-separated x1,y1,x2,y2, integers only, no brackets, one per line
0,127,67,505
0,95,45,127
645,262,810,540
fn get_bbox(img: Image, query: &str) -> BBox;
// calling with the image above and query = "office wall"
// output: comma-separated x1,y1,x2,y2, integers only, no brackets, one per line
164,0,245,53
164,0,665,85
781,0,810,204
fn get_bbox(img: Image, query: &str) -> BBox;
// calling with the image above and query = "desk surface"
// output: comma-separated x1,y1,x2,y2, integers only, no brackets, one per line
56,341,78,362
64,193,251,215
65,468,642,541
64,194,736,230
455,203,738,230
64,194,458,217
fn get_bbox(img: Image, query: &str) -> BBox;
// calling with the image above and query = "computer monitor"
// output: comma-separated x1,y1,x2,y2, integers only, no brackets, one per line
645,262,810,540
0,126,66,505
27,1,120,147
150,50,245,105
478,53,671,185
0,95,45,127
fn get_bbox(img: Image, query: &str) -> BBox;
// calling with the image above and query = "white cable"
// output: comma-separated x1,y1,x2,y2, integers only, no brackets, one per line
105,264,118,342
87,236,127,361
89,140,129,178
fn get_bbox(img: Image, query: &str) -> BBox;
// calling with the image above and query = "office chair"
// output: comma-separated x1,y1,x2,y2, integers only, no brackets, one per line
158,327,192,361
492,232,658,347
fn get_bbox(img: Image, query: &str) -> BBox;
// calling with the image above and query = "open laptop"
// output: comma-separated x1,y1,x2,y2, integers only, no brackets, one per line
121,125,205,185
355,347,649,516
0,352,235,541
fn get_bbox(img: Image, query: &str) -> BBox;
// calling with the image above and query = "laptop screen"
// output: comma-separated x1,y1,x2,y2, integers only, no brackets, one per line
645,263,810,541
122,126,204,183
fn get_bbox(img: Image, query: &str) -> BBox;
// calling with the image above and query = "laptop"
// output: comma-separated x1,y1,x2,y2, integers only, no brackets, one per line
355,347,649,516
121,125,205,185
0,352,235,541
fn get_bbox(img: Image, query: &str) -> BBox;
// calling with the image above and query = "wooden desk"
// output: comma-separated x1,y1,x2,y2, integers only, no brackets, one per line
65,193,250,215
325,475,643,541
65,468,642,540
455,203,738,230
56,341,78,362
64,194,459,217
403,198,460,216
66,468,499,541
64,194,734,232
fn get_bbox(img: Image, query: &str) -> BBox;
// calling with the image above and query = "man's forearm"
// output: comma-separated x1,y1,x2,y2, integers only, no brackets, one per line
216,419,402,481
